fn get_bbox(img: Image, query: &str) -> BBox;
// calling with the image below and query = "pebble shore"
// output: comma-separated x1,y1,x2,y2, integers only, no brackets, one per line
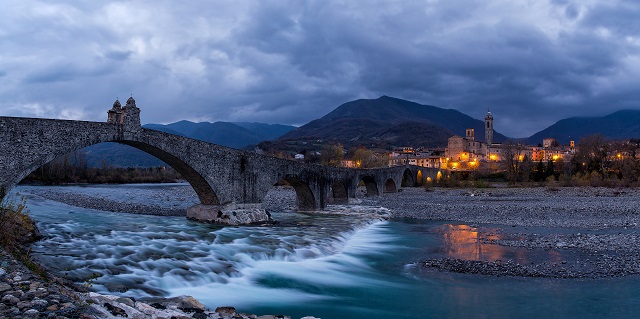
23,187,196,216
364,186,640,279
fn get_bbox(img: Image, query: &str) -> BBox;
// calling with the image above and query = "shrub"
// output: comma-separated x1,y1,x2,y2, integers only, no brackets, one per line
0,196,47,278
0,196,41,253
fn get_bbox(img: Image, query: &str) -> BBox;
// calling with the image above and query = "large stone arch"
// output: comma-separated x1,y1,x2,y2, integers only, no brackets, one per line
119,141,219,205
0,118,219,206
10,140,219,205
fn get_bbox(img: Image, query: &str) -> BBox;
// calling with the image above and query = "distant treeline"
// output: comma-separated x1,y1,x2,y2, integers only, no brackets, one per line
22,151,183,185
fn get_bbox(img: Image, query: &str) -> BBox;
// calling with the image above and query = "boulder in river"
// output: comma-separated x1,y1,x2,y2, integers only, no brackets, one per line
187,204,273,225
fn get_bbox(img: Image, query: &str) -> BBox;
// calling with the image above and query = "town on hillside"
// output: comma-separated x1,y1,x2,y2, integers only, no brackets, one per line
284,110,640,184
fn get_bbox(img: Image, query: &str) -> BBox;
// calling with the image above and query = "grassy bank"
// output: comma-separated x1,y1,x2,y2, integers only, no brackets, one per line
0,197,48,278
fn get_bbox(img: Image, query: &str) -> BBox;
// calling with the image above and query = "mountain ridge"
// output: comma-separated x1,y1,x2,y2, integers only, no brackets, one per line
279,95,507,148
527,110,640,145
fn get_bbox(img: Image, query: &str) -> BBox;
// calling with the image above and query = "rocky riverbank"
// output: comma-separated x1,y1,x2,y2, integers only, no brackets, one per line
1,248,319,318
365,186,640,279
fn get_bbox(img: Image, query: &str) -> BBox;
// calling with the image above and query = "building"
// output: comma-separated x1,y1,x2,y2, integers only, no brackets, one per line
485,110,494,146
389,147,447,168
443,110,495,170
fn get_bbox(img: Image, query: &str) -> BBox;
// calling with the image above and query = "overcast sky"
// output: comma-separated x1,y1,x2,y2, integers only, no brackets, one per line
1,0,639,137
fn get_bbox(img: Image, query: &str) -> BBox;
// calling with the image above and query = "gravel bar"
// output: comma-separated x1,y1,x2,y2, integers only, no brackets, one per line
365,186,640,279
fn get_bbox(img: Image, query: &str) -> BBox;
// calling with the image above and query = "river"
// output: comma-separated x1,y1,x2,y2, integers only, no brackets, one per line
11,184,640,319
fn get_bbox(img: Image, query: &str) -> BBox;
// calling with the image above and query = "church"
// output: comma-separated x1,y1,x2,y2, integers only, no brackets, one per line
444,110,504,170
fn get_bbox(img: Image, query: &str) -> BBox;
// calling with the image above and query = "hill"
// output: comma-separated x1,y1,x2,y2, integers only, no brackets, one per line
278,95,506,148
527,110,640,145
82,121,296,167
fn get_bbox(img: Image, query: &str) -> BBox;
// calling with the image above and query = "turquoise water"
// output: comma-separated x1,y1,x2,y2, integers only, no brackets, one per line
13,185,640,319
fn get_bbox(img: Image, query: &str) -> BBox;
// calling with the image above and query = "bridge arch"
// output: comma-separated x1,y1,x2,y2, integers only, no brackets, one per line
330,180,349,204
359,176,379,197
280,175,316,211
118,141,219,205
384,178,397,193
416,170,424,186
401,168,415,187
0,121,220,207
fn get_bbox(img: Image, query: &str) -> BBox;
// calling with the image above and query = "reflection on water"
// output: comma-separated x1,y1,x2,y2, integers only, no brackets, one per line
437,224,573,267
438,224,506,261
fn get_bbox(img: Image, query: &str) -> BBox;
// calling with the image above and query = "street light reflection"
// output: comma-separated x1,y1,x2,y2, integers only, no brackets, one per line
438,224,505,261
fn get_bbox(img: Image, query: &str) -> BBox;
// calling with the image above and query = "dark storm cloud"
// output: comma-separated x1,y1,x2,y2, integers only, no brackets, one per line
1,0,639,137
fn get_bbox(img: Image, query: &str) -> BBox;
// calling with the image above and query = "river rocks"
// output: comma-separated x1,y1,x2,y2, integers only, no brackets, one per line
0,250,87,319
2,246,316,318
187,204,273,225
87,292,297,319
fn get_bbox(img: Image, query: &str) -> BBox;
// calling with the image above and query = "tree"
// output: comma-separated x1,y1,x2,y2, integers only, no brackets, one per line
321,144,344,166
519,154,533,182
533,160,545,182
571,134,608,176
502,140,527,183
545,160,555,180
351,147,387,168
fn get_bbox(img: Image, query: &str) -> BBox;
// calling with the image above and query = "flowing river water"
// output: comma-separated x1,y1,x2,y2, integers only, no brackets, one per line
10,184,640,318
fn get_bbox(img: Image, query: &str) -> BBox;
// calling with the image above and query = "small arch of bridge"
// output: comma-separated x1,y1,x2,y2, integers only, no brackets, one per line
276,175,316,211
384,178,397,193
330,180,349,204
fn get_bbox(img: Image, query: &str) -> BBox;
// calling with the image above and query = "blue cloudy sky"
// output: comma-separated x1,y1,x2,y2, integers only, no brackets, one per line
1,0,639,137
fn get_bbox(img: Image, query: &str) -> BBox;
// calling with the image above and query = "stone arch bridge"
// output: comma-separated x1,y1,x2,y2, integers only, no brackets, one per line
0,99,440,214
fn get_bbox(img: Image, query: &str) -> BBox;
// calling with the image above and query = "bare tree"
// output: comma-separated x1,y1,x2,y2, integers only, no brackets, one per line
502,140,528,183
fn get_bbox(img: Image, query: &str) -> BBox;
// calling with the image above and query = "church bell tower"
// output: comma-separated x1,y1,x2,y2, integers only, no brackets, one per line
485,109,494,145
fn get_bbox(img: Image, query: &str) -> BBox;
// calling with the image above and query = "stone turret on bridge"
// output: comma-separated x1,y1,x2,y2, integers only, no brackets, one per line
0,98,441,224
107,96,141,134
107,99,123,124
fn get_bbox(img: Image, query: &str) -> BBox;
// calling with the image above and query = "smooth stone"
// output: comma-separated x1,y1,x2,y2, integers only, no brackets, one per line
31,298,47,308
24,308,39,317
215,306,236,315
0,283,11,292
2,295,20,305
